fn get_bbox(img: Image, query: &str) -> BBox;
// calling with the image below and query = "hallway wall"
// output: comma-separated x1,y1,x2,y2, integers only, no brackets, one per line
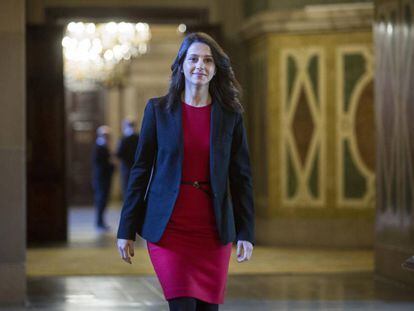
0,0,400,303
374,0,414,287
0,0,26,304
243,3,375,247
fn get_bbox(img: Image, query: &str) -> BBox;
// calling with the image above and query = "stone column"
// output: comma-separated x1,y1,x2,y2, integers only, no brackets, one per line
374,0,414,287
0,0,26,304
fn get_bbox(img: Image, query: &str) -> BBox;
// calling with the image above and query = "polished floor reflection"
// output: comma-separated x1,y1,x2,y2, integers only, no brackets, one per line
1,273,411,310
27,208,374,277
12,207,414,310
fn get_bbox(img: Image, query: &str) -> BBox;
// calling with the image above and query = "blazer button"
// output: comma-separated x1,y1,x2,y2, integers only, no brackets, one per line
213,192,217,198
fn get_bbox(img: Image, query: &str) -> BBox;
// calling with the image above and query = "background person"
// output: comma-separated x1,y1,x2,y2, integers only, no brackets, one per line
116,118,139,199
92,125,115,231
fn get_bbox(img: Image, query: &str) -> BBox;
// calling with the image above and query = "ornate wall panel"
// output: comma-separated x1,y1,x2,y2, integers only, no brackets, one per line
244,4,375,247
336,46,375,207
281,48,326,207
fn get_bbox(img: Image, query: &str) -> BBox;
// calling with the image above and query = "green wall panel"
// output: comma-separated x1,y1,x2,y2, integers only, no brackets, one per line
344,54,365,113
344,140,366,198
309,150,319,198
308,55,319,103
287,55,297,107
288,151,298,198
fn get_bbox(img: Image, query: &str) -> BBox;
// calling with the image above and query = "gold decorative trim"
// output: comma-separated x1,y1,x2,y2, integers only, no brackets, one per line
336,45,375,208
280,47,326,207
241,3,373,39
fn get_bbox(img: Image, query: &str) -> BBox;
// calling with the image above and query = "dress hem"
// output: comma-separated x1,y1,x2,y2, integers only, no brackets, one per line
164,288,225,305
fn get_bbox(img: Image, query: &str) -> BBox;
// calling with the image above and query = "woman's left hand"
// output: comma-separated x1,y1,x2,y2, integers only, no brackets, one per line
236,240,253,262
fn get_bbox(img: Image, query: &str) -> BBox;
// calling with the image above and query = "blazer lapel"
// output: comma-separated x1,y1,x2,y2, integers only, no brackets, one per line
170,99,184,167
210,99,223,191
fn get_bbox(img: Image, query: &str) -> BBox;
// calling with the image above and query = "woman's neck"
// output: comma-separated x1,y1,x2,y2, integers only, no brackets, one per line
183,84,211,107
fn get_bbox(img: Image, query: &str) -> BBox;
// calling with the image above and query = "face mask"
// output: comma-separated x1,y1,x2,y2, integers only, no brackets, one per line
123,127,134,136
96,136,107,146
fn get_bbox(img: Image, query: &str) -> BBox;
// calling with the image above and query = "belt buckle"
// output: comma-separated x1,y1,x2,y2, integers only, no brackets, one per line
192,181,200,188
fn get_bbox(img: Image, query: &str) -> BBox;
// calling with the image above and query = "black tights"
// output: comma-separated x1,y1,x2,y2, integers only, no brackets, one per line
168,297,219,311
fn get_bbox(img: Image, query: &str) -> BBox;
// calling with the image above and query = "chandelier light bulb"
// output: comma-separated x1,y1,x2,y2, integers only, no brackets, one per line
76,22,85,34
118,22,134,34
90,45,102,55
79,38,91,51
121,44,129,54
135,22,145,32
63,20,151,90
86,23,96,34
92,38,103,51
106,22,117,34
67,22,77,33
178,24,187,33
62,36,72,48
104,49,114,61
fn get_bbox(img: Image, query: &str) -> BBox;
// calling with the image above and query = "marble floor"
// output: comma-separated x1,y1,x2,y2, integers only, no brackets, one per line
2,273,413,310
4,207,414,310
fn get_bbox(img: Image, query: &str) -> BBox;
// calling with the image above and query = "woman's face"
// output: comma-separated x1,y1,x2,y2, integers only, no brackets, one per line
182,42,216,87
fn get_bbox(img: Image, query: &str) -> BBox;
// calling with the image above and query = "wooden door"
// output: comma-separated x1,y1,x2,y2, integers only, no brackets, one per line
26,25,67,244
66,89,105,206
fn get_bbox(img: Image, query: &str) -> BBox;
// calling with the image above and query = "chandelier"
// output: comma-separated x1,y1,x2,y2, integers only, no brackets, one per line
62,21,151,91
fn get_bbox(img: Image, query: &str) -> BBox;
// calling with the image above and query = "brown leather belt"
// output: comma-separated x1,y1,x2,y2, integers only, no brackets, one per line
181,180,211,197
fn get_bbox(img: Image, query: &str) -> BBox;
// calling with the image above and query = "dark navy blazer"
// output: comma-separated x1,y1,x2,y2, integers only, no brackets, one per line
117,96,255,245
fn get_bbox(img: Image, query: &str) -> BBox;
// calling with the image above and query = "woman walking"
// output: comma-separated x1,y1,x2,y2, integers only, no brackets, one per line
117,32,254,311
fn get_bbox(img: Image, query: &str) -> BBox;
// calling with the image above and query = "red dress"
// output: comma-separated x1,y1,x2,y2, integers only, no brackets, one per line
147,102,232,304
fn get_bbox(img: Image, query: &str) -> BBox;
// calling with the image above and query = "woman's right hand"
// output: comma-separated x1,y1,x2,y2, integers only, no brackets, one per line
117,239,135,264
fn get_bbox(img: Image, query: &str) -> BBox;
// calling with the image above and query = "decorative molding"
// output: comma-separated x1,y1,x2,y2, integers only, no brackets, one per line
336,45,375,208
280,47,326,207
241,3,374,39
45,6,209,24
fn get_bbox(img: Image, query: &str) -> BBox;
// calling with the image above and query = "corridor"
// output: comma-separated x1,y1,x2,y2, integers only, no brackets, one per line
1,0,414,308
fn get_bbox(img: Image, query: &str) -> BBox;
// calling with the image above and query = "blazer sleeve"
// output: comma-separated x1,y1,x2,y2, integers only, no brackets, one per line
117,100,157,240
229,113,255,244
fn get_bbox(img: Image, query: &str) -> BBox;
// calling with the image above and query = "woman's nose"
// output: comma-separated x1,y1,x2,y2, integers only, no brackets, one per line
196,59,205,69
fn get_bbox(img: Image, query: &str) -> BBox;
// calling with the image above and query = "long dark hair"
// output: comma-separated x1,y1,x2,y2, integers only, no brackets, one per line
164,32,243,113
